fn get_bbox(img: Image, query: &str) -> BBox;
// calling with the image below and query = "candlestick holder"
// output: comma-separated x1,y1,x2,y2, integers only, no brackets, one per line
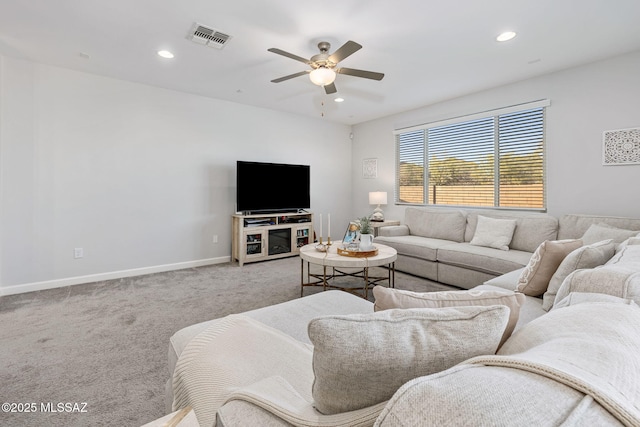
315,237,332,252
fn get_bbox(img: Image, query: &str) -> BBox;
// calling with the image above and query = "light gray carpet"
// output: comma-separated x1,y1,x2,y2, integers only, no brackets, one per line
0,257,454,427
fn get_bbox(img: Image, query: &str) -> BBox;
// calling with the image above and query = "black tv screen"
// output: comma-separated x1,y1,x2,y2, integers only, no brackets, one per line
236,161,310,214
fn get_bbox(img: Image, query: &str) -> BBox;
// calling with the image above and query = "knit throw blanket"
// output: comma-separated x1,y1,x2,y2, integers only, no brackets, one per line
467,302,640,426
172,313,386,427
172,314,314,427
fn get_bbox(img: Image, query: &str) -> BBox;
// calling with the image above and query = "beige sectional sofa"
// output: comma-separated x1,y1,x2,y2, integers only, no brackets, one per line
155,211,640,427
375,208,640,289
374,207,558,288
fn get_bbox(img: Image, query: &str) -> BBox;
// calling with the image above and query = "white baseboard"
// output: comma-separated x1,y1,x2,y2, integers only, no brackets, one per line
0,256,231,296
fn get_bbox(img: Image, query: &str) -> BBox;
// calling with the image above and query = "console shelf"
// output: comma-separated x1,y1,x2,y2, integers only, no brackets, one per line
232,212,314,266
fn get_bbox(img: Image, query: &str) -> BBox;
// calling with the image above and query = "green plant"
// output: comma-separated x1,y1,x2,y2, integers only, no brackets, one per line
359,216,372,234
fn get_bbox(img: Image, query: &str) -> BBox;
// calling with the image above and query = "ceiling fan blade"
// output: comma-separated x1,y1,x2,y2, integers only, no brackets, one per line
271,70,310,83
324,82,337,94
267,48,312,65
337,67,385,81
328,40,362,64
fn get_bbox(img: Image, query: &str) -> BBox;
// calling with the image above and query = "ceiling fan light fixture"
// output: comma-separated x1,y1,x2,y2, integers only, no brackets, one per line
309,67,336,86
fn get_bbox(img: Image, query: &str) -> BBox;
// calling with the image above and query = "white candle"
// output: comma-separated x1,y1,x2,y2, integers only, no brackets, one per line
328,214,331,240
319,214,322,241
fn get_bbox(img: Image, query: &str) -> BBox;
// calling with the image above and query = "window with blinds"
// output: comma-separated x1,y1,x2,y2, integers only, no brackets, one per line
395,101,547,210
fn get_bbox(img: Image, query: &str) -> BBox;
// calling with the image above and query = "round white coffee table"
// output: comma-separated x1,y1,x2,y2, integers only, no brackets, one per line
299,241,397,299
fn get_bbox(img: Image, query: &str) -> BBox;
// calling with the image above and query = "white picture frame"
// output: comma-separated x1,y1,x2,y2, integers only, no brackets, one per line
602,127,640,166
362,158,378,178
342,221,361,245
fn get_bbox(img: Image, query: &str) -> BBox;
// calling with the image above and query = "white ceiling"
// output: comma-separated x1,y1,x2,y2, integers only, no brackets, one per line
2,0,640,125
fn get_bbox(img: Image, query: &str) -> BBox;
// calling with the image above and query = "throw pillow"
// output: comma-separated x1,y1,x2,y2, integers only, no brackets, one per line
553,292,638,310
541,239,616,311
616,236,640,252
469,215,517,251
308,306,510,415
516,239,583,297
606,239,640,267
372,286,525,347
581,223,640,246
553,266,640,309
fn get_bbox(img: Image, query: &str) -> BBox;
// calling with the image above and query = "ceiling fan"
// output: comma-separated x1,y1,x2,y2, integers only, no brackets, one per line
268,40,384,94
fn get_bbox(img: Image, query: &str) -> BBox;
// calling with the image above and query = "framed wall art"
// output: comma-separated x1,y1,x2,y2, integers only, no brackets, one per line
602,127,640,166
362,158,378,178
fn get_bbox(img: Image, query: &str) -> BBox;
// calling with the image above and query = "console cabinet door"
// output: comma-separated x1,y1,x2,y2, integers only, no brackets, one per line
243,230,266,260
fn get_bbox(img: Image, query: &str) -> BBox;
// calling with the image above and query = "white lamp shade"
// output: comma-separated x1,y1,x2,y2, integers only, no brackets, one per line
309,67,336,86
369,191,388,205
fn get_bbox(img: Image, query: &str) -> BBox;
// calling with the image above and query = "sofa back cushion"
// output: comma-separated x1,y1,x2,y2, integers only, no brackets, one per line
404,207,467,242
464,211,558,252
558,214,640,240
580,223,640,246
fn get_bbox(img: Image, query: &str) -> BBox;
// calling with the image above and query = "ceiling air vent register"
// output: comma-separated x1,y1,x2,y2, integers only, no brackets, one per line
188,23,231,49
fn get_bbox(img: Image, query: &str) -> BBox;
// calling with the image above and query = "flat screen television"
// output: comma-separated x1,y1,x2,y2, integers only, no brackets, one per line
236,161,310,214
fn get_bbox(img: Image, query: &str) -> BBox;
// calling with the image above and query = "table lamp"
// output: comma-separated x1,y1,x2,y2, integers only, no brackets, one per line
369,191,388,222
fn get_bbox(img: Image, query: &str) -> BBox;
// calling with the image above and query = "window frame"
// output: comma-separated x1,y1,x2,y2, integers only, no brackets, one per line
394,99,549,212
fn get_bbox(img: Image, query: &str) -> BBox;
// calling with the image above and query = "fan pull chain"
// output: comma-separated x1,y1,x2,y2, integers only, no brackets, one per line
321,101,324,117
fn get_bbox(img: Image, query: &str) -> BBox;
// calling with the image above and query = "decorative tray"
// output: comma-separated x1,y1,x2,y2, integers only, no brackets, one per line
337,247,378,258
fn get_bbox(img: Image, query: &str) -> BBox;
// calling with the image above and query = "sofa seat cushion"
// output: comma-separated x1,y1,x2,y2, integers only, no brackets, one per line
482,268,523,291
374,235,456,261
475,284,545,330
437,243,532,275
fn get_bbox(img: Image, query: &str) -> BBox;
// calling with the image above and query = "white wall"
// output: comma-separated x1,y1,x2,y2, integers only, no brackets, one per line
0,56,353,294
351,50,640,222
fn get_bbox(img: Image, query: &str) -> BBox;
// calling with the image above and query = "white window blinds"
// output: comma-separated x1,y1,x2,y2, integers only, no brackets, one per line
395,100,548,210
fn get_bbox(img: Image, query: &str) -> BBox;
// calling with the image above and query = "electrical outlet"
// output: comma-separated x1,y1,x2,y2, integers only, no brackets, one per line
74,248,84,259
213,235,218,244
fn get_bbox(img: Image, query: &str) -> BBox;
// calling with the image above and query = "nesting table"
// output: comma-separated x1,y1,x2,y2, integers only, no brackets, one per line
299,241,397,299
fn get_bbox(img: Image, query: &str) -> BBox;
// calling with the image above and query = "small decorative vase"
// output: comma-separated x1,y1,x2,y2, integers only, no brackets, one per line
359,234,374,251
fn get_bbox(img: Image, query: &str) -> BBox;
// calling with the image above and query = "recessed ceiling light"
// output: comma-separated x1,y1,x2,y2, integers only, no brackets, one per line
496,31,517,42
157,50,174,59
334,97,344,103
